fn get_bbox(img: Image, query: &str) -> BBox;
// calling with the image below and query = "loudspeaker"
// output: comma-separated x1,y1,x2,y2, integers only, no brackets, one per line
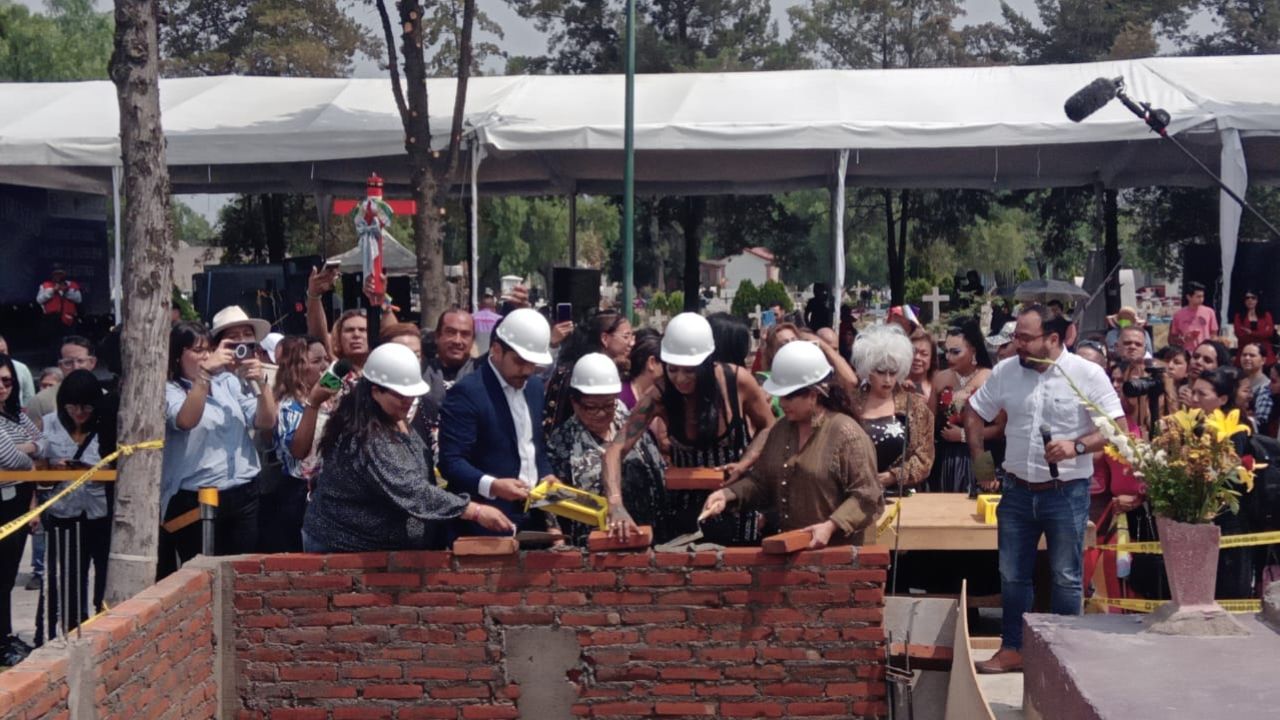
551,267,601,324
192,256,320,333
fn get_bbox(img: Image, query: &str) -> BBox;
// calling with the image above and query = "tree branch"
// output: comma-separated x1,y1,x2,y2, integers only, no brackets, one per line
374,0,408,123
445,0,477,178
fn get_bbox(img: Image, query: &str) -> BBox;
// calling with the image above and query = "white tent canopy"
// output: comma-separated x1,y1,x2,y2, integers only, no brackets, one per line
3,55,1279,320
326,232,417,275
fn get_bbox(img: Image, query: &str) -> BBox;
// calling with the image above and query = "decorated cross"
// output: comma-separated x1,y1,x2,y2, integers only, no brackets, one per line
748,304,766,330
922,286,950,322
647,309,669,331
355,174,394,296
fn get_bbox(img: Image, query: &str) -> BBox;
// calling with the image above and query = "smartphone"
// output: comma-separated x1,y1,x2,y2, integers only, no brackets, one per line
556,303,573,323
323,260,341,273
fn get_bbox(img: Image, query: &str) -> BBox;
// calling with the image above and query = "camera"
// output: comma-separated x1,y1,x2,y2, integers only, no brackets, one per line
232,342,257,361
1122,364,1165,398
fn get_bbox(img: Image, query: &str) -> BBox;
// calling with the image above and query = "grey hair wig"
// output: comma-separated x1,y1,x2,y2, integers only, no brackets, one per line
851,324,914,384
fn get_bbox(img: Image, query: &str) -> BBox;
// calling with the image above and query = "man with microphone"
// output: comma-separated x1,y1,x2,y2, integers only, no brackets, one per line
962,305,1123,674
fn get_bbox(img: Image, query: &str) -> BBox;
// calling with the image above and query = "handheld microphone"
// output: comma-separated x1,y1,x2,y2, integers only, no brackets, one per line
1040,424,1059,480
319,358,354,391
1064,77,1122,122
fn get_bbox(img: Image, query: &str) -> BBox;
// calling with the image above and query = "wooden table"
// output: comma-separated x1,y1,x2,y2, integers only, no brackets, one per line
876,494,1094,552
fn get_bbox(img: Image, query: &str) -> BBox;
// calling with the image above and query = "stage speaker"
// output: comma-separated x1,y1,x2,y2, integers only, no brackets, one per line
551,267,601,324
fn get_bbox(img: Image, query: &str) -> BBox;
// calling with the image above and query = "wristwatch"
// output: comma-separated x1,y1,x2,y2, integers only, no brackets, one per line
1073,440,1087,457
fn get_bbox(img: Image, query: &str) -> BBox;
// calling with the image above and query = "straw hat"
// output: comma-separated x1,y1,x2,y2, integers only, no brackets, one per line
209,306,271,341
1105,306,1145,329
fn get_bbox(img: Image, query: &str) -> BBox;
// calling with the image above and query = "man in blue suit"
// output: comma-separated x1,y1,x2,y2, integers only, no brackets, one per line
439,308,561,534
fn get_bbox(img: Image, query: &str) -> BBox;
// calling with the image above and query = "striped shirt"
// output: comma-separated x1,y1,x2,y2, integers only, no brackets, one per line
0,411,46,485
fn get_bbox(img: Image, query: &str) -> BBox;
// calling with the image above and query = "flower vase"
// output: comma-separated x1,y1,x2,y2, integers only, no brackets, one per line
1145,516,1249,636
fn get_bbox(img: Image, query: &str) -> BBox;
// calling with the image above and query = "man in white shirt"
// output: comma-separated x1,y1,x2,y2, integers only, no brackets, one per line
439,309,562,534
964,306,1124,674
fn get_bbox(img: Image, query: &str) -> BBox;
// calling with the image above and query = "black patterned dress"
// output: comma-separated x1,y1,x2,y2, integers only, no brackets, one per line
663,365,761,546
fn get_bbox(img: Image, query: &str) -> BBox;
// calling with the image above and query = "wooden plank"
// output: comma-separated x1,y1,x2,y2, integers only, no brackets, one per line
944,580,997,720
888,642,955,672
587,526,653,551
452,536,518,556
664,467,725,491
761,529,812,554
0,470,117,482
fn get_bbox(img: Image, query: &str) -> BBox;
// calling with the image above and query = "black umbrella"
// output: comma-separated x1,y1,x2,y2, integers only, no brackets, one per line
1014,279,1089,305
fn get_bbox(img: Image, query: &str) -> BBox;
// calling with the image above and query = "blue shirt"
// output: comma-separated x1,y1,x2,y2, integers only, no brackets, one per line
162,373,260,516
39,413,107,520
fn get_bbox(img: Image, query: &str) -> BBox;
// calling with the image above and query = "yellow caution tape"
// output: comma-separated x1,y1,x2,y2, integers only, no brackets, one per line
876,499,902,537
0,440,164,542
1087,596,1262,613
1095,528,1280,554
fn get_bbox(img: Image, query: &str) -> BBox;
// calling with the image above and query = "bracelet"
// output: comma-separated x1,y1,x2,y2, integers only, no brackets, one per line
301,398,313,409
960,429,967,443
306,291,321,300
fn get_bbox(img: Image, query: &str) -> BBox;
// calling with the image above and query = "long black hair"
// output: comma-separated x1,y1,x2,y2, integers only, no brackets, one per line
168,321,210,382
947,322,993,370
317,378,395,459
1196,367,1239,410
1195,340,1232,370
0,353,19,420
55,370,103,434
559,310,628,369
708,312,751,367
663,359,725,447
628,329,662,382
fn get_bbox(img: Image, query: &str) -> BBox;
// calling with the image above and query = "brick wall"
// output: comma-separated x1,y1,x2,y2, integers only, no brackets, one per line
0,566,218,720
233,545,890,720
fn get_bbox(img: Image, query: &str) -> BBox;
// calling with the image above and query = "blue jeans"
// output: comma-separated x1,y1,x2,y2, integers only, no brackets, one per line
997,476,1090,650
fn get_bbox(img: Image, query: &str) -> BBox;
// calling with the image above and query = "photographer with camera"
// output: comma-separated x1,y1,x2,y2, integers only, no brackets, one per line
160,308,277,575
1120,350,1178,437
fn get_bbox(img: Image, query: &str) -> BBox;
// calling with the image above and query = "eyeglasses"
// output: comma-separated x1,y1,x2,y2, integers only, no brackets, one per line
1013,333,1043,343
576,399,615,415
57,357,94,369
63,403,94,415
0,377,12,388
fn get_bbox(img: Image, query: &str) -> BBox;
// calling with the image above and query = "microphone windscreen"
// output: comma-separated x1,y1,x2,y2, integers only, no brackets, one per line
333,358,353,377
1039,423,1051,438
1064,77,1120,122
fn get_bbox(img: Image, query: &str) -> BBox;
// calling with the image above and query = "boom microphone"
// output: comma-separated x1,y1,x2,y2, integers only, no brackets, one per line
1064,77,1122,122
1040,424,1059,480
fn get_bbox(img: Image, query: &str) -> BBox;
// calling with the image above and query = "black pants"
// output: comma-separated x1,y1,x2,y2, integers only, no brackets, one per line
161,483,259,573
258,479,307,553
0,485,34,638
44,515,110,639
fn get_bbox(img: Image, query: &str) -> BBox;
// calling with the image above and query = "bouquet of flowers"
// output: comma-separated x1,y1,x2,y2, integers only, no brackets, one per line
1094,406,1257,524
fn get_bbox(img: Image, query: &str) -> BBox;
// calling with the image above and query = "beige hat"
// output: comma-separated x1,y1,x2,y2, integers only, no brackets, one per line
209,306,271,341
1106,306,1145,329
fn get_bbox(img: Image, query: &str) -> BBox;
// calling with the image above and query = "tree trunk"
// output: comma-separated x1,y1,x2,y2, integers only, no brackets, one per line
106,0,174,604
262,193,287,263
682,197,702,312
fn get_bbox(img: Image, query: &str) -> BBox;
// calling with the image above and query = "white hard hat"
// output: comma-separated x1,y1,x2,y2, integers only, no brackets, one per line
494,308,553,365
763,341,832,396
571,353,622,395
260,332,285,363
660,312,714,367
363,343,430,397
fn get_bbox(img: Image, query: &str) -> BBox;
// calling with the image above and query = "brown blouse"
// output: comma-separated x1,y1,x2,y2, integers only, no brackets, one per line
847,386,935,489
726,412,883,545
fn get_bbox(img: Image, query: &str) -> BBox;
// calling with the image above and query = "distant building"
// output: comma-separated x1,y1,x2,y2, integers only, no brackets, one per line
699,247,779,293
175,240,225,293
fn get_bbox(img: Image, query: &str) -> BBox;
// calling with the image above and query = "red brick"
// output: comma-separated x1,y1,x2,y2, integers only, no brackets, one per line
589,701,654,716
757,569,822,585
362,572,422,587
263,554,327,572
754,608,807,624
825,682,879,698
654,702,715,716
793,546,856,565
453,536,518,555
490,608,555,625
721,702,785,717
587,526,653,551
578,630,639,646
429,684,491,699
646,627,707,643
423,571,487,588
294,611,353,627
824,569,886,584
266,594,329,610
494,572,554,589
420,608,485,623
560,612,616,626
697,647,757,662
357,607,420,625
279,665,337,682
654,590,722,606
820,607,882,623
592,591,653,604
589,553,653,569
763,683,824,697
406,667,468,681
292,682,358,699
291,574,354,590
856,545,891,567
460,706,520,720
843,627,885,642
332,708,394,720
652,683,694,696
620,609,686,624
788,702,848,716
461,591,523,605
621,572,685,587
688,551,719,567
632,648,693,662
363,684,424,699
326,552,390,570
231,558,264,574
557,572,618,589
390,551,452,569
788,588,852,604
269,710,328,720
695,683,755,697
399,592,462,606
328,626,390,643
659,667,721,681
854,587,885,604
332,592,394,608
761,529,812,554
234,595,263,611
522,552,585,570
398,707,458,719
690,571,753,586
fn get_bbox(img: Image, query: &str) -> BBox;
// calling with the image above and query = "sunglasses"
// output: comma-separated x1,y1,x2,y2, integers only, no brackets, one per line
0,377,12,388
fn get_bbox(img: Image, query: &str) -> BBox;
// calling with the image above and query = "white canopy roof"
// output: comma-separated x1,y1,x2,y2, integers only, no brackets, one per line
2,55,1279,196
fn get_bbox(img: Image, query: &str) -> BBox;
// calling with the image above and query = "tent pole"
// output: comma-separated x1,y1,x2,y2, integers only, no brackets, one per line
111,166,123,323
470,143,484,312
568,189,578,267
621,0,636,322
831,150,849,305
1219,128,1246,327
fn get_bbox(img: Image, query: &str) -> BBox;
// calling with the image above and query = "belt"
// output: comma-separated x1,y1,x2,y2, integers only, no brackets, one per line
1007,473,1085,492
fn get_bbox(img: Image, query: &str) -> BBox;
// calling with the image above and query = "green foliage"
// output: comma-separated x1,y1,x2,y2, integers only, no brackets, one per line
170,200,215,247
172,287,200,321
0,0,112,81
159,0,382,76
904,277,936,306
730,279,760,318
757,280,793,312
421,0,507,76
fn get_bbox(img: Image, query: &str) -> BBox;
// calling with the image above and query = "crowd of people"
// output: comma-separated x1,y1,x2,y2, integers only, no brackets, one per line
1,272,1277,672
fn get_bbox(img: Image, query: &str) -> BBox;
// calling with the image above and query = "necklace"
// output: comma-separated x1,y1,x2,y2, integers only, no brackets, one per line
955,368,977,390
